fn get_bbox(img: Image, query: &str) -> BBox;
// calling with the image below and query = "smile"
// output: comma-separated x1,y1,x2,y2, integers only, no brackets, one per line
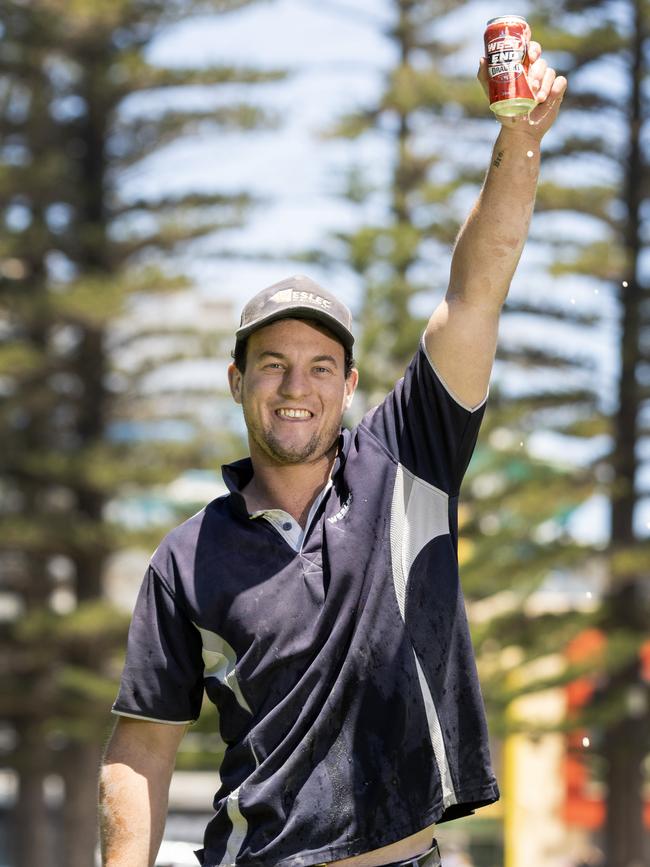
276,408,313,419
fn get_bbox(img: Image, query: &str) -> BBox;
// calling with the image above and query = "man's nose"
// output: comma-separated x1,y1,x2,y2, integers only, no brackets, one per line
280,366,311,397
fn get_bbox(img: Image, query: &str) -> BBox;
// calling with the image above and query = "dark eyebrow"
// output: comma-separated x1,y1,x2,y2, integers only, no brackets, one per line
256,351,339,367
257,351,285,361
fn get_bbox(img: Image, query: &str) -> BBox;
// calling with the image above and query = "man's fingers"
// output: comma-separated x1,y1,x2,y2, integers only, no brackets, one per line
527,73,568,131
527,40,542,63
541,75,568,112
551,75,568,98
529,58,548,98
536,66,556,102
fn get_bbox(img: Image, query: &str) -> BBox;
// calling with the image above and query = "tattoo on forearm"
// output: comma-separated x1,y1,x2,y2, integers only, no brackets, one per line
493,150,504,168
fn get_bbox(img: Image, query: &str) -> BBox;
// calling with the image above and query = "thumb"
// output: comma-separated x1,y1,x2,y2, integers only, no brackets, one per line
477,56,489,97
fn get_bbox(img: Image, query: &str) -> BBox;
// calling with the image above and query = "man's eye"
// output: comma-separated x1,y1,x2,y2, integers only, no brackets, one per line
313,366,332,374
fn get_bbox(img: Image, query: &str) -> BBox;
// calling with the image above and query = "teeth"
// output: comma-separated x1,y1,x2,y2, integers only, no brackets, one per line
277,408,312,418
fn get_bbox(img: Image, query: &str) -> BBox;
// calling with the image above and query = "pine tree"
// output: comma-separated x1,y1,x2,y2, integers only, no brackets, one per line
521,2,650,863
0,2,283,865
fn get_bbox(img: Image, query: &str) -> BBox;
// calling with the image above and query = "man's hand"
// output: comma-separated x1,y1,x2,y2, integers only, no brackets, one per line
478,36,568,141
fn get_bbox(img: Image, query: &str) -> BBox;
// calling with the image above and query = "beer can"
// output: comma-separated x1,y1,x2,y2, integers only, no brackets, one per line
484,15,536,117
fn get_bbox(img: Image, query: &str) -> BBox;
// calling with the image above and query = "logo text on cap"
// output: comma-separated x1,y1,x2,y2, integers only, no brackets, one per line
269,288,332,310
293,290,332,309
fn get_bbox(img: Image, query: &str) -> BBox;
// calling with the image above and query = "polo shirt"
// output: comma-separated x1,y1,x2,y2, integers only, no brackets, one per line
113,338,500,867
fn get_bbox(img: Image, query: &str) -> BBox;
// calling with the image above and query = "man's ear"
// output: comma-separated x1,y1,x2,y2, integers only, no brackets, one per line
228,363,243,404
344,368,359,410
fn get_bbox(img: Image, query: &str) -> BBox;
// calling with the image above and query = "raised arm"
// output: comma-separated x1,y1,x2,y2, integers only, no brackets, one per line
99,717,188,867
425,37,567,409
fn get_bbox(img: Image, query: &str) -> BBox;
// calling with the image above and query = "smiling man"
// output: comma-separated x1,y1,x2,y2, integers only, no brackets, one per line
99,37,566,867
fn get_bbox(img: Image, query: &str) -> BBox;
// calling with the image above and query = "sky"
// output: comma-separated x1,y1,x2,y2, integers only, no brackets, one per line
130,0,395,304
130,0,504,306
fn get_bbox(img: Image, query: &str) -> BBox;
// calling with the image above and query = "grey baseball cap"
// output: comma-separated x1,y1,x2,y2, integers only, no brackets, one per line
235,275,354,350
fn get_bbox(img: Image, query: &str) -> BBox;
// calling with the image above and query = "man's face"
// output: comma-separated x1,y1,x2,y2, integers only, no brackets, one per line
228,318,358,466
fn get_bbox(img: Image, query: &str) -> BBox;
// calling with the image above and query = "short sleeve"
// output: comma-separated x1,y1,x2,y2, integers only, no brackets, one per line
112,565,204,724
360,337,487,495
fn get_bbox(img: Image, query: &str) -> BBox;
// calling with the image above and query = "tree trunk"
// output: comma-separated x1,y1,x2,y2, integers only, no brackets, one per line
602,2,649,865
60,739,104,867
602,657,648,867
12,724,52,867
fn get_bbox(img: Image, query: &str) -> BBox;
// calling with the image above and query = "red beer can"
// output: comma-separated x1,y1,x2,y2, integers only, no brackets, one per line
484,15,536,117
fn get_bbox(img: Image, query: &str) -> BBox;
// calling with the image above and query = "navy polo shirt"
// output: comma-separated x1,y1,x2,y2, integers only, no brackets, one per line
113,339,499,867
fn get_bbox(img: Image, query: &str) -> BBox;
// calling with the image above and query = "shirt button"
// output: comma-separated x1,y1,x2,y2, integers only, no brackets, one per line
283,522,292,531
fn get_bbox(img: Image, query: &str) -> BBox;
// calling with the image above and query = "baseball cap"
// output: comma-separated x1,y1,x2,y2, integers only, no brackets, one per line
235,275,354,350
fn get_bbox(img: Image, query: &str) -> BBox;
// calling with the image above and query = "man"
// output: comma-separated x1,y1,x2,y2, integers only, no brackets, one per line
99,37,566,867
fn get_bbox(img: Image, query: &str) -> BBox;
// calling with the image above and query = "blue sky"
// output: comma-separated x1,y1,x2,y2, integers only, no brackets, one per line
128,0,505,306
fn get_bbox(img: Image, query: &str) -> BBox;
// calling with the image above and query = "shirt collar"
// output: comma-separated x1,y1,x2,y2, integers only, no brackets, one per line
222,457,254,494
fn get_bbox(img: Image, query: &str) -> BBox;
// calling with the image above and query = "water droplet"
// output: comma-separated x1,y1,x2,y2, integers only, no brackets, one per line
582,736,590,748
526,150,534,158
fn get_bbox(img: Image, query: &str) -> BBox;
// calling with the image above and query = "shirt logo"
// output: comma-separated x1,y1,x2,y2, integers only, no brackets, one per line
328,493,352,524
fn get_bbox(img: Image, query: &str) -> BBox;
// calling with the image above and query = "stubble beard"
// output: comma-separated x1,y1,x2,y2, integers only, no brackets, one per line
244,407,340,466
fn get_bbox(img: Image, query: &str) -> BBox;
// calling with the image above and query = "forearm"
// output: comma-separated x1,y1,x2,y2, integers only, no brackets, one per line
448,126,541,309
99,757,170,867
98,719,184,867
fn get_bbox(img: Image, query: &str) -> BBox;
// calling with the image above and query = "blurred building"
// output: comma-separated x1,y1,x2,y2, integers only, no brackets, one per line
500,602,650,867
